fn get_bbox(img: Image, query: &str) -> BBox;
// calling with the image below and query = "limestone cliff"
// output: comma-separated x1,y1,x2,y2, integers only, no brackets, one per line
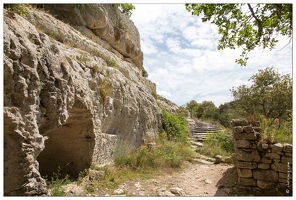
3,4,171,196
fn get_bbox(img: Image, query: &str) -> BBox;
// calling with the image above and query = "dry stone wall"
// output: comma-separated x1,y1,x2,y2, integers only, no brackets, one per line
231,119,292,195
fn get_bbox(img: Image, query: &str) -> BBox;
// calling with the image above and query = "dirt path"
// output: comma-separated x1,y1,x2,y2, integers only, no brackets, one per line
63,158,237,197
108,161,237,196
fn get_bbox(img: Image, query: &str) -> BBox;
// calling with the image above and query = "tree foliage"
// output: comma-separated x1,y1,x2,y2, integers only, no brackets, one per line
185,4,292,66
186,100,199,118
197,101,219,120
231,67,292,124
185,100,218,121
218,101,242,128
114,4,135,17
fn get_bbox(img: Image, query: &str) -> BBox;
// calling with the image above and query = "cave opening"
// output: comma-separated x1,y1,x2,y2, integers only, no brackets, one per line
37,101,95,179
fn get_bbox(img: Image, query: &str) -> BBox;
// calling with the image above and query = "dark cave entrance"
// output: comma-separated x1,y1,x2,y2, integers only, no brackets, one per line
37,101,95,179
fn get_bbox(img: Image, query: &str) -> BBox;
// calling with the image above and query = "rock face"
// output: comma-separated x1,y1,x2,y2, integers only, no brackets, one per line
43,4,143,69
4,5,165,196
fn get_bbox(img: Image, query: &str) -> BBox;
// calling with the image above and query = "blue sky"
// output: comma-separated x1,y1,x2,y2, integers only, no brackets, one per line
130,4,292,107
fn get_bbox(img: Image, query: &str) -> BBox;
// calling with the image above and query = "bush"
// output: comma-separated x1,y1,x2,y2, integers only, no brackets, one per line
4,4,31,17
197,130,234,157
114,136,195,169
162,111,189,143
114,140,136,166
260,118,292,144
142,68,148,78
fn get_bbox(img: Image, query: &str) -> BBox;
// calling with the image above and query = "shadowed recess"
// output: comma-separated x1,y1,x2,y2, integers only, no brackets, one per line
37,100,95,179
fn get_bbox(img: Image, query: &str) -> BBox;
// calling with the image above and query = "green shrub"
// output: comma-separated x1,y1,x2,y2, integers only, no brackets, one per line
114,137,195,169
260,118,292,144
105,57,119,68
197,130,234,157
47,166,72,196
142,68,148,78
162,111,189,143
4,4,31,17
114,140,136,166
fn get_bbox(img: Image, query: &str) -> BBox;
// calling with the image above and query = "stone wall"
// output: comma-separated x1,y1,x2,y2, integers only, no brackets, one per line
231,119,292,195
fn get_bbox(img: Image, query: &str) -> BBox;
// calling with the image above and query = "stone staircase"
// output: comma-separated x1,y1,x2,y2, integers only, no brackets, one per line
187,118,223,142
186,117,233,165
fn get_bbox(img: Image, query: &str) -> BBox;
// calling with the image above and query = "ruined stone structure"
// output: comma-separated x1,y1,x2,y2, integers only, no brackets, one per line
3,4,174,195
231,119,292,195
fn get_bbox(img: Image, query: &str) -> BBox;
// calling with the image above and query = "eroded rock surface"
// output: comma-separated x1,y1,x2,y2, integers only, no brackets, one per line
4,5,166,196
43,4,143,68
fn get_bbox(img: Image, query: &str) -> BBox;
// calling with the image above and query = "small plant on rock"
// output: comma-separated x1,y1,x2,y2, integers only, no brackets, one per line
105,57,119,68
47,166,71,196
99,77,113,106
142,67,148,78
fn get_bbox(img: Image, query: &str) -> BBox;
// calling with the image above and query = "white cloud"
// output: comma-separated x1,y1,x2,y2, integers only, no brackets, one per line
141,39,159,55
157,90,173,98
131,4,292,107
166,37,181,53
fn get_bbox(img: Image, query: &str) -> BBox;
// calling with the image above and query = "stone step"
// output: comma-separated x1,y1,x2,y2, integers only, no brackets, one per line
195,129,219,132
191,135,207,139
192,158,214,165
194,129,219,133
191,134,207,137
192,132,208,135
190,141,204,147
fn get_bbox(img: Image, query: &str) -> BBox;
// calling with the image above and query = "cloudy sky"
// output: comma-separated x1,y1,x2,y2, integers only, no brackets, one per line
130,4,292,107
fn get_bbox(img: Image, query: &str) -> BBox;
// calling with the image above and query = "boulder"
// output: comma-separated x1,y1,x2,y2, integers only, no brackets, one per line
170,187,185,196
214,155,224,164
88,169,105,180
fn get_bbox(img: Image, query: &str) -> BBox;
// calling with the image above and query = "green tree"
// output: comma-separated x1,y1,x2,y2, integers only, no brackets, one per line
185,4,292,66
231,67,292,125
186,100,199,118
114,4,135,17
196,101,218,120
218,101,242,128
